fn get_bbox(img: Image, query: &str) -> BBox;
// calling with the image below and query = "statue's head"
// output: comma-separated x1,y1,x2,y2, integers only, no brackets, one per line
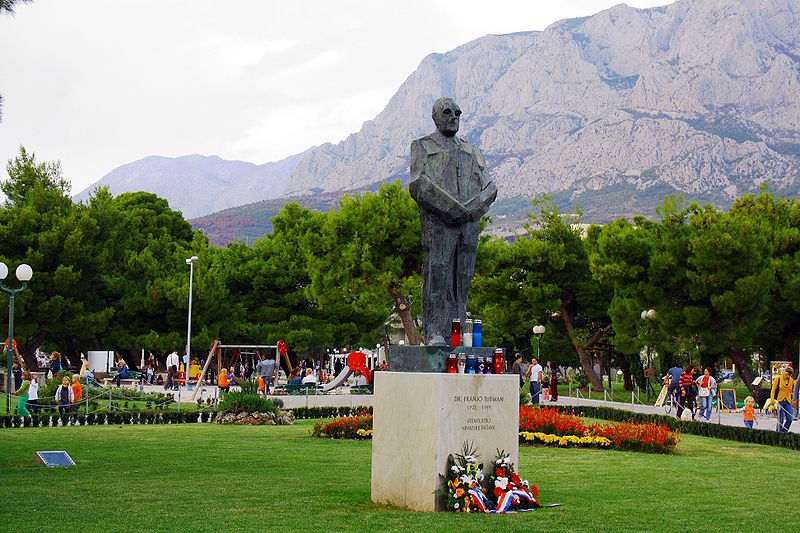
432,97,461,137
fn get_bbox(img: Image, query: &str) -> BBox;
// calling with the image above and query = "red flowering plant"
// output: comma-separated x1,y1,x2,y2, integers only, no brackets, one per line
589,421,679,454
519,406,587,436
311,414,372,439
487,450,540,512
519,407,679,454
437,441,486,512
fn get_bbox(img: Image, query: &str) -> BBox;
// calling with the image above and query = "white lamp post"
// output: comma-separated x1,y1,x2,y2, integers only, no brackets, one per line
532,325,546,360
0,262,33,413
185,256,198,394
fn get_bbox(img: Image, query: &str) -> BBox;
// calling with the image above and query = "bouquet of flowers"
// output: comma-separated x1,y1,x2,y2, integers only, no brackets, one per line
487,449,539,513
439,442,487,512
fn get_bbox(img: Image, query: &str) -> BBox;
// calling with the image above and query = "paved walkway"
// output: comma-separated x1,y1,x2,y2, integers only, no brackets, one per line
548,394,800,433
125,382,800,433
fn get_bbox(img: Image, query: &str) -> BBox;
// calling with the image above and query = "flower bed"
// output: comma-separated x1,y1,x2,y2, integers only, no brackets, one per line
519,405,587,436
588,421,678,453
519,407,678,454
311,413,372,439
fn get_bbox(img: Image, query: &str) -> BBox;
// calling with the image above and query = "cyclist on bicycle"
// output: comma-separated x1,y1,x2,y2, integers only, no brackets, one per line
665,361,683,407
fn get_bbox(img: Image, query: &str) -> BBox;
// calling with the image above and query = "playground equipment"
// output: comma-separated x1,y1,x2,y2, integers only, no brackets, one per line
322,351,371,392
191,339,293,399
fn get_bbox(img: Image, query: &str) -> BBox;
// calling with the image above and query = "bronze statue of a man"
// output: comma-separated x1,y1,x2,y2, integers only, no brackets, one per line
409,97,497,345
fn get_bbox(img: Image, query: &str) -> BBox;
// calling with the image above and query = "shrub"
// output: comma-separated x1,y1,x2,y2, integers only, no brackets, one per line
239,380,259,395
217,392,276,415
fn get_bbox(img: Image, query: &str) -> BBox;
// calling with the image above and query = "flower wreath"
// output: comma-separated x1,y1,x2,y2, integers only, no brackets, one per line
440,442,486,512
440,444,540,514
487,449,539,513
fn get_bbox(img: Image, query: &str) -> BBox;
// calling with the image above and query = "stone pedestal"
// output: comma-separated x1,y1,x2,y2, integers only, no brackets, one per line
371,372,519,512
387,345,502,373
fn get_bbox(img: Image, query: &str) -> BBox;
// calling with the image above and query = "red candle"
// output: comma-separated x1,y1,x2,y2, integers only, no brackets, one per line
446,353,458,373
492,349,504,375
450,319,461,347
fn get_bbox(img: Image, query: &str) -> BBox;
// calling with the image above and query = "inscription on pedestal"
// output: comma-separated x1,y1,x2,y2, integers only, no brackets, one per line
453,394,503,431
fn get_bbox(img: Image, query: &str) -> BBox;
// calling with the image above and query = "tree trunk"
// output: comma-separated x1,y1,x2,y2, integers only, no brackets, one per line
730,346,757,396
560,302,603,390
783,333,794,360
617,351,634,391
18,331,46,370
389,286,420,345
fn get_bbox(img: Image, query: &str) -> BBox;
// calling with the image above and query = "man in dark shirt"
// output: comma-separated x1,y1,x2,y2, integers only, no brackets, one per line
665,361,683,405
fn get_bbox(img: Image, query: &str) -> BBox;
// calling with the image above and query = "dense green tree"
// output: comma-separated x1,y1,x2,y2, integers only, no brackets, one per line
0,148,111,367
472,197,610,389
685,198,774,393
307,181,421,345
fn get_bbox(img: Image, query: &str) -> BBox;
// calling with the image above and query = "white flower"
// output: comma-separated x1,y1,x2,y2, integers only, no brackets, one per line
460,474,475,486
451,465,460,473
454,503,460,509
476,472,484,482
465,455,477,463
495,477,509,490
521,480,529,488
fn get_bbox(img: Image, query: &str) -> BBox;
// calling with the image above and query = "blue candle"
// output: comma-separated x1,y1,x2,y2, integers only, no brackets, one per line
473,319,482,347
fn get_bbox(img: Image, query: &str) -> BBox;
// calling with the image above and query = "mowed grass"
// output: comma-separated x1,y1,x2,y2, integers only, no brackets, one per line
0,420,798,532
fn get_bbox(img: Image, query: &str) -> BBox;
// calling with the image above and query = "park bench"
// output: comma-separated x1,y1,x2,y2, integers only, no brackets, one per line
284,383,320,395
350,384,373,395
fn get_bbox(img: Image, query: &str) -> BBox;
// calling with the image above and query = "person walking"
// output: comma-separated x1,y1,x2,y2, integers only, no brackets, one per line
676,364,696,420
771,366,795,432
695,367,717,420
526,357,543,405
549,361,559,402
511,354,525,388
15,371,31,416
256,353,276,395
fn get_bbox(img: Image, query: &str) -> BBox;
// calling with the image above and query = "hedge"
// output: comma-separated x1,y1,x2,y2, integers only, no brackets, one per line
553,405,800,451
0,411,208,427
0,405,371,427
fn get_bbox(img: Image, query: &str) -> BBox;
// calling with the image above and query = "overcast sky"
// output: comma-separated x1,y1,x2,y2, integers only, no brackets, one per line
0,0,669,195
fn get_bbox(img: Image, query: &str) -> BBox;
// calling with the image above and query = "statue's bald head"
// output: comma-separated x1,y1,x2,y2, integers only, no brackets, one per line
432,97,461,137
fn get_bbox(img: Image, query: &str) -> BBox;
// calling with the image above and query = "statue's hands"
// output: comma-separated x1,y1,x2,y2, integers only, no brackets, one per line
442,200,470,226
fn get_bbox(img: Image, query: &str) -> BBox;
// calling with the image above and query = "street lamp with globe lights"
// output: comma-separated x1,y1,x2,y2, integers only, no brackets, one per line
0,262,33,413
532,325,546,361
641,309,657,403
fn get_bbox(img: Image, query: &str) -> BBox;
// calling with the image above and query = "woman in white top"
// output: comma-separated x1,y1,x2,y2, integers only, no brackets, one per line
301,368,317,385
27,376,40,414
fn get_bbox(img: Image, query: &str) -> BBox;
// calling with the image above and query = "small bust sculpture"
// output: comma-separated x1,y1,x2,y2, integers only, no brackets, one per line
409,97,497,345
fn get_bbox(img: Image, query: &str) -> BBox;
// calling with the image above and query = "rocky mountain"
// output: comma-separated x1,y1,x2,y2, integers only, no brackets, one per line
282,0,800,221
73,151,308,219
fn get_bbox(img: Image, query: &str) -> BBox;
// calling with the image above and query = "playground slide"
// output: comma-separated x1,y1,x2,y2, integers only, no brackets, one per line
322,366,352,392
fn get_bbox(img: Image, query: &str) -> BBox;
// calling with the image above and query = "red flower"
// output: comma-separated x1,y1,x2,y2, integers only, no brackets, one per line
510,473,521,487
494,487,505,499
495,467,505,477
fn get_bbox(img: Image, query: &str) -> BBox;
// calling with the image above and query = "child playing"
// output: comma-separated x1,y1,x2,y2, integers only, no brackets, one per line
71,375,83,411
743,395,756,428
218,368,229,393
257,375,265,396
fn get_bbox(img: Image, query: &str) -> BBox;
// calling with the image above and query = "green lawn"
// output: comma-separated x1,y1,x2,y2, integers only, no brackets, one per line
0,420,797,532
